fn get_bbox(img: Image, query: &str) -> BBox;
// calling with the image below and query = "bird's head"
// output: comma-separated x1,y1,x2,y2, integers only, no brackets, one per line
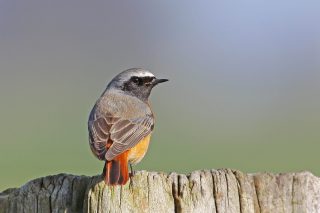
106,68,168,101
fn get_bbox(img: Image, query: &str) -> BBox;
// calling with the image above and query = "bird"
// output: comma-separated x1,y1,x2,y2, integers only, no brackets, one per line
88,68,168,185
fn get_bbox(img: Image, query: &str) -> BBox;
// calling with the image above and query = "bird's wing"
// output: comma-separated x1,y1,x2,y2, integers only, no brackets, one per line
89,113,154,161
106,114,154,160
88,115,113,160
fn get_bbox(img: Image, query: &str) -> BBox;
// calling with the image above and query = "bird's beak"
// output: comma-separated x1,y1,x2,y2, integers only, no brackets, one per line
152,78,169,86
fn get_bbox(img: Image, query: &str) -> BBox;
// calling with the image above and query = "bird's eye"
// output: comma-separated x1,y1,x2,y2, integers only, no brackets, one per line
132,77,141,85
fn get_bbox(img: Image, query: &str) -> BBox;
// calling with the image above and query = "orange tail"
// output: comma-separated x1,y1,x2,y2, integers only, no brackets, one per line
103,152,129,185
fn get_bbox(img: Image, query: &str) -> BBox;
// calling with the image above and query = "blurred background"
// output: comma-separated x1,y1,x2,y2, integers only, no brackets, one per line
0,0,319,190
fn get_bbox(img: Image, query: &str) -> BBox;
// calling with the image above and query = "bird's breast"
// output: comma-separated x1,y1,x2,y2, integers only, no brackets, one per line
128,134,151,165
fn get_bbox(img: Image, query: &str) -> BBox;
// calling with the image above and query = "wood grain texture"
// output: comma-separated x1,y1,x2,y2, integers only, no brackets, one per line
1,169,319,213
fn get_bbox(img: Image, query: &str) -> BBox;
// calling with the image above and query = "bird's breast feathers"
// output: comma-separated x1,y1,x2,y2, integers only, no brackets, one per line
128,134,151,164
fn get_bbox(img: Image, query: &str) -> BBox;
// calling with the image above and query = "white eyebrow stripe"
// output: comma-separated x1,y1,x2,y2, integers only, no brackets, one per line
133,71,155,78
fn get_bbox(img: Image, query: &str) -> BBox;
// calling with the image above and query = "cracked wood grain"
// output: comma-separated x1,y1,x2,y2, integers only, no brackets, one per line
0,169,319,213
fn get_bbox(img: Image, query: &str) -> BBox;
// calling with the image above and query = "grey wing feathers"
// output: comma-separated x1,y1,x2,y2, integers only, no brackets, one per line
106,115,154,160
88,117,111,160
89,113,154,161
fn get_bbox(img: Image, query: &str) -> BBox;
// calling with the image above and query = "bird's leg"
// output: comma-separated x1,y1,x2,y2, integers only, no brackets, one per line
129,163,135,177
129,163,135,189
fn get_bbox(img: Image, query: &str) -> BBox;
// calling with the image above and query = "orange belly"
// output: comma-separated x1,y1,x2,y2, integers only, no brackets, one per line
128,134,151,165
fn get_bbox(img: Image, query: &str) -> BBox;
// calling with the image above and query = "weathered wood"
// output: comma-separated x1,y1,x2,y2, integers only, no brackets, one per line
0,169,319,213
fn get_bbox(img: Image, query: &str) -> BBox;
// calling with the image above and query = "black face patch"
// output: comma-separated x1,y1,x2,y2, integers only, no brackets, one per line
131,76,143,86
122,76,156,101
130,76,155,86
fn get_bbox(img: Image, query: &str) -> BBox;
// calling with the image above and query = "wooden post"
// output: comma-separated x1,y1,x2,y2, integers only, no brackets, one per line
1,169,319,213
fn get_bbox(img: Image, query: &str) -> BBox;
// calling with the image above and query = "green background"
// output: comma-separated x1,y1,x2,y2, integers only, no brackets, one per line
1,1,319,191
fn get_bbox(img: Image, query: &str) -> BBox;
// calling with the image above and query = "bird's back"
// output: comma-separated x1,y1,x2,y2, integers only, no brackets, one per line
91,90,152,121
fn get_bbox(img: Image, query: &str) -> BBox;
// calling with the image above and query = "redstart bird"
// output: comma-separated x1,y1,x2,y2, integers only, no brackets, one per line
88,68,168,185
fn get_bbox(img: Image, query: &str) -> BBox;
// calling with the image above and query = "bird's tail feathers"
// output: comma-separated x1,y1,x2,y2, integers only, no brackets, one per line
103,153,129,185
